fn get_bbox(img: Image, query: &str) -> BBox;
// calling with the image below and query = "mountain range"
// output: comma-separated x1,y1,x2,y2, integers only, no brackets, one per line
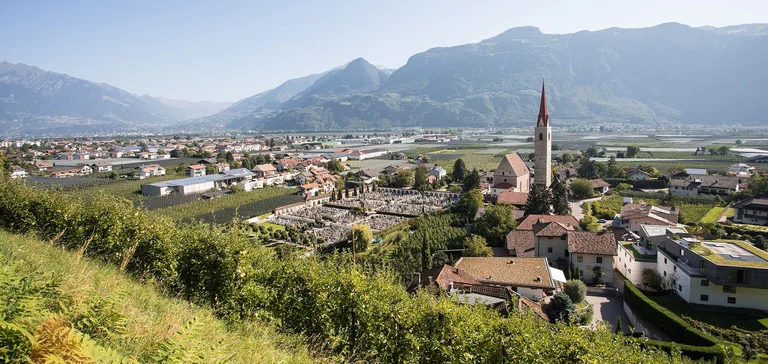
2,22,767,135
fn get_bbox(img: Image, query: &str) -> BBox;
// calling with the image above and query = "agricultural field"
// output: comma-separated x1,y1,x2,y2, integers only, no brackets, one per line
64,172,186,202
155,187,299,222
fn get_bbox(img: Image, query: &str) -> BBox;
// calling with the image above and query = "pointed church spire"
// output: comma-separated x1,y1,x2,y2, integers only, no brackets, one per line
537,79,549,127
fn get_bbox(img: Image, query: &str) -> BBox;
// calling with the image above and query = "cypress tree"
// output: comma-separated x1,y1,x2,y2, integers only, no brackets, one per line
550,177,571,215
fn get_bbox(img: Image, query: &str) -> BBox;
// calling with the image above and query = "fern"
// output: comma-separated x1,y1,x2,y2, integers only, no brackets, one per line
30,315,93,363
151,317,233,363
0,319,34,363
69,289,128,340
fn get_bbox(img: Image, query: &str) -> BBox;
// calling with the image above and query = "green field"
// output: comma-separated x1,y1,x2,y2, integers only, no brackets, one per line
154,187,297,221
0,230,319,363
699,207,727,224
68,172,186,202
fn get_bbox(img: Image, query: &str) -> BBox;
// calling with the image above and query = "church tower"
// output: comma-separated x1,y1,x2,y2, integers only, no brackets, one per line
534,80,552,187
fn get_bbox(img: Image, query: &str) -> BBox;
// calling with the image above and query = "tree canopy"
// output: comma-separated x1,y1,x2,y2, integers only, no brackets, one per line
452,158,467,182
570,179,594,200
462,168,481,193
525,183,551,215
463,235,493,257
473,204,517,246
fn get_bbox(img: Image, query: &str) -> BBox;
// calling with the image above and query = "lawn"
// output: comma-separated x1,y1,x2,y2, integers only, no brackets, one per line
649,294,768,332
258,221,286,231
699,206,727,224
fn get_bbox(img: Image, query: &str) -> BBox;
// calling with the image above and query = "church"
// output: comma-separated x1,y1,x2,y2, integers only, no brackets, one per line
491,81,552,196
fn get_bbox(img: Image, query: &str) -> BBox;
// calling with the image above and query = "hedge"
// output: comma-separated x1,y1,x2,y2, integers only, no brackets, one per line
623,280,726,362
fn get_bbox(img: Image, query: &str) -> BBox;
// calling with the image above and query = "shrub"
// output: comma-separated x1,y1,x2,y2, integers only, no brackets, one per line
544,293,577,324
563,280,586,304
623,280,725,362
570,179,594,200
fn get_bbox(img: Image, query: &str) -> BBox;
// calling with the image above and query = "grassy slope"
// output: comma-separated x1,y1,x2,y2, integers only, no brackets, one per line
0,230,323,363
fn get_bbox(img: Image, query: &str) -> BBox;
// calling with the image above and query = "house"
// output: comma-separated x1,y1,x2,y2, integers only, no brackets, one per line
299,182,320,197
186,164,206,177
670,174,744,196
428,166,447,180
627,169,653,181
73,164,92,176
253,163,278,178
495,191,529,208
531,221,575,263
10,166,28,179
491,153,530,195
567,232,617,284
354,169,379,184
729,163,755,177
215,162,230,173
34,160,53,171
197,158,218,165
619,202,679,234
657,237,768,311
407,264,547,318
454,257,561,301
516,214,580,231
556,167,577,185
613,228,657,286
732,197,768,226
277,158,301,171
348,148,388,160
407,264,480,292
310,167,331,179
589,179,610,194
91,161,112,173
136,164,166,179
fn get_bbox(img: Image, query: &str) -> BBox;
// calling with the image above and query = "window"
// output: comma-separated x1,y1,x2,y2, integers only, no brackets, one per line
736,270,747,283
700,294,709,302
673,266,677,272
678,285,682,292
628,268,632,274
727,297,736,304
701,279,709,287
596,256,603,264
723,286,736,294
547,247,553,253
539,133,543,141
664,258,668,264
663,271,667,277
577,256,583,263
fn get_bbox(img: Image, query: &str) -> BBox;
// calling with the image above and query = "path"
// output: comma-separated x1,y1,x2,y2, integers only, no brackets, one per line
584,295,631,334
569,196,603,220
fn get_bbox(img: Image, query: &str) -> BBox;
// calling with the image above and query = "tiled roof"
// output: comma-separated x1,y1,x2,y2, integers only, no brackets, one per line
567,232,617,256
498,153,530,177
517,214,579,231
455,257,554,289
589,179,610,188
506,230,535,257
407,264,480,292
620,203,679,225
533,221,574,237
496,191,528,206
254,163,277,172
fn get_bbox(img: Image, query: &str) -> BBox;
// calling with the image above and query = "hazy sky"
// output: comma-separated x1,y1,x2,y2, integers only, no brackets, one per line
1,0,766,102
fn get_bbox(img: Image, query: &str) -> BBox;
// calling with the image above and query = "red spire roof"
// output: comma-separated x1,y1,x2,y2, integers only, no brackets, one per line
536,80,549,127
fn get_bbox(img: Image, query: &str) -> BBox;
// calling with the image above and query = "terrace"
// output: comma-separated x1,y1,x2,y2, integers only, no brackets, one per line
686,239,768,269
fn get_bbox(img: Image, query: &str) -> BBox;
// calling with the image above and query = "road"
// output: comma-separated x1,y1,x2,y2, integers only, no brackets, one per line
569,196,603,221
583,295,631,334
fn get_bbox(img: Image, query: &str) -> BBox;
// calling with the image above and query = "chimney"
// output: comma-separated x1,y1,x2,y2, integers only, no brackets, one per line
412,272,421,286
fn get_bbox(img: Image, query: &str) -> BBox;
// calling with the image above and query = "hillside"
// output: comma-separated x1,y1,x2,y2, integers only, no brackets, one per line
0,62,227,135
0,230,321,363
233,23,768,131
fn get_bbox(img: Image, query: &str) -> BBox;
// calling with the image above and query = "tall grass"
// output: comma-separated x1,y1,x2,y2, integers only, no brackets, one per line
0,231,324,363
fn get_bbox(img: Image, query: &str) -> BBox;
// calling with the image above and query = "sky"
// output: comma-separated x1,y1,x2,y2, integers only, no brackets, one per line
1,0,766,102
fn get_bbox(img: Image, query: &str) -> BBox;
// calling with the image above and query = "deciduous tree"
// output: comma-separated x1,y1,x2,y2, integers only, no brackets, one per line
463,235,492,257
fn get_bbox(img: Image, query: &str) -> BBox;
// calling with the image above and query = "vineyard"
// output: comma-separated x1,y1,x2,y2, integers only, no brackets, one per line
155,187,298,221
186,194,304,224
65,172,186,201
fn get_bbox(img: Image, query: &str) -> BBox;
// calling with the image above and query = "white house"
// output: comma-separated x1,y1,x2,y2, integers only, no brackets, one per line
10,166,28,179
567,232,617,284
136,164,166,179
733,197,768,226
657,237,768,311
91,161,112,173
729,163,755,177
186,164,206,177
627,169,653,181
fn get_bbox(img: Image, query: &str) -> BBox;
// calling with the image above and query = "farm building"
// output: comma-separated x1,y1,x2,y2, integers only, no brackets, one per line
141,168,255,196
